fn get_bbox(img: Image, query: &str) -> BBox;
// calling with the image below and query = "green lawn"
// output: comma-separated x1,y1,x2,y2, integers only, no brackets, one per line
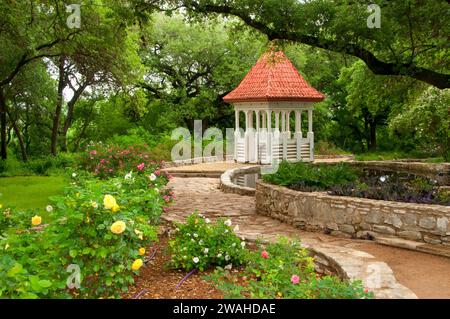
0,176,66,213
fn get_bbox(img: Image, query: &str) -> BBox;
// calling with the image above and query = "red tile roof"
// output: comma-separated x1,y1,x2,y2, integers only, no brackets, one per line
223,50,325,103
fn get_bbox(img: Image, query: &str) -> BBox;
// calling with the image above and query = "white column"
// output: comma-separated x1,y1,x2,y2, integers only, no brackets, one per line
281,111,286,133
248,110,254,129
265,110,272,164
295,110,302,162
234,110,239,162
307,109,314,162
295,111,302,135
244,110,250,162
286,111,291,138
244,111,249,130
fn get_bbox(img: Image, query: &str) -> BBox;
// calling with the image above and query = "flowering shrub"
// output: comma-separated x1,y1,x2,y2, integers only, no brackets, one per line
80,143,170,180
0,169,168,298
206,237,373,299
168,213,247,272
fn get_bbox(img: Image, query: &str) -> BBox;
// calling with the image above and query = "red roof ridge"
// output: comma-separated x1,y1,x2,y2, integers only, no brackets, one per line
223,50,325,103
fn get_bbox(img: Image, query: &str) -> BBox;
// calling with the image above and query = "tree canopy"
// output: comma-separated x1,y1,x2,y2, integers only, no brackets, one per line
165,0,449,88
0,0,448,164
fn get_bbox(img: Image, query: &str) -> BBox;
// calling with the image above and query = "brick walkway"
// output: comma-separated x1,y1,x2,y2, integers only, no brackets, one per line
164,176,450,299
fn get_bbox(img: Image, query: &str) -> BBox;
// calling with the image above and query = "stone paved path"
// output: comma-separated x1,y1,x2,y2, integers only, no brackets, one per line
164,177,450,299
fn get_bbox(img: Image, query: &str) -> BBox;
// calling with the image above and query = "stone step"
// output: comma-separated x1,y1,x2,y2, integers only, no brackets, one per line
165,171,223,178
375,236,450,258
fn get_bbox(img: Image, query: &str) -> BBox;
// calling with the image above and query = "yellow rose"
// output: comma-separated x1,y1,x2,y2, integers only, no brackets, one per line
139,247,146,256
31,215,42,226
112,203,120,213
110,221,126,234
103,195,117,210
0,204,2,209
91,201,98,209
131,259,143,271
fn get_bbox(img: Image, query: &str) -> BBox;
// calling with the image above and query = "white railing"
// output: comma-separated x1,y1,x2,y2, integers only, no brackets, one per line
234,132,314,163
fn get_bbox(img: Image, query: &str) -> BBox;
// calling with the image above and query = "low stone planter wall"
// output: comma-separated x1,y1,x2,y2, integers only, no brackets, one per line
305,243,417,299
220,166,261,196
256,181,450,246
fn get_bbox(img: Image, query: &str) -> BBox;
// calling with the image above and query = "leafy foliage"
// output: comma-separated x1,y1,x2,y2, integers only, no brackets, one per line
263,161,358,190
80,142,169,180
0,165,169,298
390,87,450,161
206,237,372,299
169,213,247,272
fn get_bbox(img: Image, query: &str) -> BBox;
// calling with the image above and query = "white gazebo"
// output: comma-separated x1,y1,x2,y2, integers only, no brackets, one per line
223,50,325,164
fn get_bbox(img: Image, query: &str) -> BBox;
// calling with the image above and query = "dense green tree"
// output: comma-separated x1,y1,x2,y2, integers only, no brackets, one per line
390,87,450,161
138,13,266,132
166,0,449,88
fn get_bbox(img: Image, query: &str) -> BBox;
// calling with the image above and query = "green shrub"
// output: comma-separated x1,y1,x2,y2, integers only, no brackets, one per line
263,161,358,190
0,153,76,177
206,238,372,299
0,167,170,298
168,213,247,272
80,143,168,179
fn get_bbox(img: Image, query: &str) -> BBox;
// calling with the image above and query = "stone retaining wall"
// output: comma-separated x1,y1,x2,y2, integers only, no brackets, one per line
256,181,450,245
220,166,261,196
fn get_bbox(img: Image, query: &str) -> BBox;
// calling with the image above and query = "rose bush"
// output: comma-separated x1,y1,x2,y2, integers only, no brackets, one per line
80,143,169,180
168,213,247,272
206,237,373,299
0,161,171,298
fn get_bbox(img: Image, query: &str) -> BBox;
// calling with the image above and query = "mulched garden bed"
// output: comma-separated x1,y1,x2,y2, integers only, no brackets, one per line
123,235,224,299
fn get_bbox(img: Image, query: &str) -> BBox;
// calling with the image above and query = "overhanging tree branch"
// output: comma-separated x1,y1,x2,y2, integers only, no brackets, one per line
0,30,82,87
187,3,450,89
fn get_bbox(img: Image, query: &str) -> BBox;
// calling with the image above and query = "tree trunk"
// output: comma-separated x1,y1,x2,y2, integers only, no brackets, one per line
51,56,66,156
0,88,7,160
60,81,88,152
5,106,28,162
368,121,377,151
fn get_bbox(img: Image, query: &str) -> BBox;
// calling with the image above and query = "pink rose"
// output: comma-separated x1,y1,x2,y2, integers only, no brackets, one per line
261,251,269,259
155,170,161,176
291,275,300,285
90,150,97,156
137,163,145,171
